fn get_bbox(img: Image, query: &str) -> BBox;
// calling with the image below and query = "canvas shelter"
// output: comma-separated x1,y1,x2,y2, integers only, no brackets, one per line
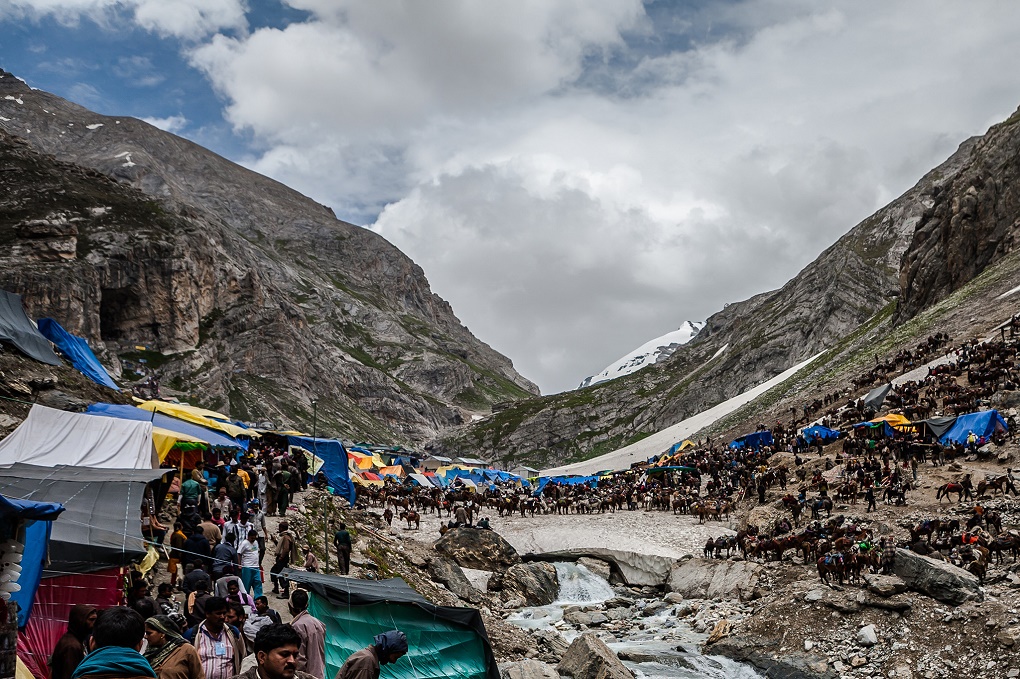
286,435,357,505
0,492,64,628
36,318,119,390
0,290,61,366
0,404,157,469
863,383,892,412
421,456,452,471
728,431,774,450
802,425,841,443
939,410,1009,445
136,400,257,439
1,464,169,678
915,416,959,441
85,403,244,463
283,570,498,679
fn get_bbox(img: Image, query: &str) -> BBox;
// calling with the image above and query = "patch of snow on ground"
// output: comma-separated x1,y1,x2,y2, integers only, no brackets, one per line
4,95,24,104
544,352,823,476
579,321,705,388
88,207,110,217
86,123,103,130
711,343,728,360
115,151,135,167
0,116,9,122
997,283,1020,299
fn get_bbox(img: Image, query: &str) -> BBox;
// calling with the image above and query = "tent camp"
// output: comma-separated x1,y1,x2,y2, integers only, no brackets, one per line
283,570,498,679
0,404,156,469
0,492,64,628
36,318,119,390
802,425,840,443
0,290,61,366
1,464,170,679
286,435,357,505
728,431,774,450
939,410,1008,445
136,400,256,439
863,383,892,412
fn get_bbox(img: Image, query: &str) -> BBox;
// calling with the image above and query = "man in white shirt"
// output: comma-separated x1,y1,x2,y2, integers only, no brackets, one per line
238,529,264,598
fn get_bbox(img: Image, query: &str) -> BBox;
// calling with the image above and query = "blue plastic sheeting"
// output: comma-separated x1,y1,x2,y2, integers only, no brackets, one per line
803,425,841,443
86,403,244,450
534,475,599,495
445,469,486,484
852,421,895,438
939,410,1008,445
728,431,775,450
286,436,357,506
1,493,63,627
37,318,119,390
480,469,531,487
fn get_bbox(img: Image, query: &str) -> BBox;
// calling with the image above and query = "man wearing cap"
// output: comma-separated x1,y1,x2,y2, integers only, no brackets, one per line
334,630,408,679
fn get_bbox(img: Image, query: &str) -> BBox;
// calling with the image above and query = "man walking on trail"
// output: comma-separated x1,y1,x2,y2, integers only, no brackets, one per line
332,522,352,575
288,590,326,679
335,630,408,679
271,522,299,599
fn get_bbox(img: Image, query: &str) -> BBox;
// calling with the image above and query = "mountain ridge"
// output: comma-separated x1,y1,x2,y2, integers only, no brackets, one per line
577,320,705,389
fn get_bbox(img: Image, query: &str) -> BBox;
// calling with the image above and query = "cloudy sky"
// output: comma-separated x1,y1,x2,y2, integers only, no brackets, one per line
4,1,1020,394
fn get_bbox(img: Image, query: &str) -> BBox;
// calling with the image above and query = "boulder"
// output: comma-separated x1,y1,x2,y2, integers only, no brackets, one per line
436,528,521,571
557,633,634,679
893,548,983,605
488,562,559,606
996,627,1020,648
857,624,878,647
864,574,908,598
501,660,559,679
712,636,836,679
426,556,482,603
666,558,763,601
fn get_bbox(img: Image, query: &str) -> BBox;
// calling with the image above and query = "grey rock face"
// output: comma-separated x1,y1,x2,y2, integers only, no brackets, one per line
0,72,538,444
863,573,908,598
489,562,559,606
893,548,983,605
711,636,836,679
426,556,481,603
557,633,634,679
435,528,521,572
500,660,559,679
666,558,762,602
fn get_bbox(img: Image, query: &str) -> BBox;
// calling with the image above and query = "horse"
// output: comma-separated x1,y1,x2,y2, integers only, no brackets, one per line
817,552,845,586
782,494,804,526
810,497,833,520
936,482,968,504
399,510,420,530
383,507,394,526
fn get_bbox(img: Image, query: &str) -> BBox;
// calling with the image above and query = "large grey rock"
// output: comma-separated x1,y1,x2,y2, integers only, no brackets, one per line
501,660,559,679
489,562,559,606
864,574,907,598
893,548,983,605
666,558,762,601
857,625,878,647
426,556,482,603
712,637,836,679
558,633,634,679
527,548,673,587
436,528,521,572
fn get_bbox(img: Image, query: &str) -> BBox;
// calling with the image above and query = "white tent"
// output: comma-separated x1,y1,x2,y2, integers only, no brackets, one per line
0,404,156,469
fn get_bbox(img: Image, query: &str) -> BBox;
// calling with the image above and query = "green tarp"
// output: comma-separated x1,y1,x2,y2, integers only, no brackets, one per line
283,570,497,679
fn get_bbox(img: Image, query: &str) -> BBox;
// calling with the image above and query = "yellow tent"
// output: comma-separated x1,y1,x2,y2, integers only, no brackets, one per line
151,427,206,461
379,465,405,478
870,413,912,429
137,400,257,438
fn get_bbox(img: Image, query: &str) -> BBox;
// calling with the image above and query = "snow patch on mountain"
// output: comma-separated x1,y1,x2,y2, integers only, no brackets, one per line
578,321,705,389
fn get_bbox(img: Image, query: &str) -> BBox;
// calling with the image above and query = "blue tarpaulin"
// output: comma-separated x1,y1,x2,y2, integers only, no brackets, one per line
534,475,599,495
852,421,895,438
728,431,774,450
37,318,119,390
939,410,1009,445
86,403,245,450
287,436,357,506
803,425,841,443
1,493,64,627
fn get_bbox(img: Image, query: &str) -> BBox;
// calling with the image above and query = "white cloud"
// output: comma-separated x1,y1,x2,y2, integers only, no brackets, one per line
2,0,247,39
140,114,186,133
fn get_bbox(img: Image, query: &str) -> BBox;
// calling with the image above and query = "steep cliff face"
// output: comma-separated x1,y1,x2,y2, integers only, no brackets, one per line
897,107,1020,320
433,134,978,469
0,72,537,443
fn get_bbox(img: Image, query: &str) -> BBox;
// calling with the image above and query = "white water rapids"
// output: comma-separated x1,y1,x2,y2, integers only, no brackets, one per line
507,562,763,679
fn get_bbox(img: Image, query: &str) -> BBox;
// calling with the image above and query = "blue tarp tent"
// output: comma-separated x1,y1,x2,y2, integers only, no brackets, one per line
286,436,357,506
852,420,895,438
1,492,64,627
534,475,599,495
86,403,244,450
37,318,119,390
803,425,841,443
939,410,1008,445
729,431,774,450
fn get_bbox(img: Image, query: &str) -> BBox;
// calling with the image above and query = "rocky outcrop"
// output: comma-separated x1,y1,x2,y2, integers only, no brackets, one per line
435,528,521,572
557,633,633,679
897,107,1020,321
500,660,559,679
426,556,482,603
666,558,762,601
488,562,559,606
525,548,672,587
711,637,836,679
0,72,538,444
893,548,983,605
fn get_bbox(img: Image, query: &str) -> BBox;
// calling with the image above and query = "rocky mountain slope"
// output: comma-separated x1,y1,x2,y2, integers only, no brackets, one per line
433,124,988,469
577,321,705,389
0,71,537,443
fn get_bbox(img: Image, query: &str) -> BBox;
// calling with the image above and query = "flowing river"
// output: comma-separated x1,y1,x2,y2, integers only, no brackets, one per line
507,562,764,679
